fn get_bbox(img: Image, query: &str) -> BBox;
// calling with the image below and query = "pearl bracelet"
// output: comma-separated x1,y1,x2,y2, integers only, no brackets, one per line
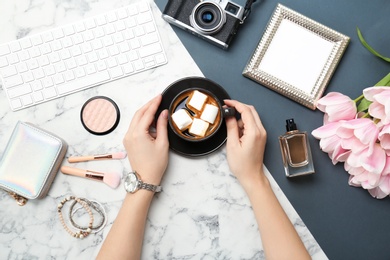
69,198,107,233
57,196,93,239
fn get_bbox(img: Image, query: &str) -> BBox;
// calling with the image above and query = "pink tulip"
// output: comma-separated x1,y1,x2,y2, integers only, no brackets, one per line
368,156,390,199
368,186,389,199
363,87,390,125
316,92,357,124
345,143,386,175
312,121,349,164
379,124,390,155
336,118,379,155
346,145,387,191
348,170,381,190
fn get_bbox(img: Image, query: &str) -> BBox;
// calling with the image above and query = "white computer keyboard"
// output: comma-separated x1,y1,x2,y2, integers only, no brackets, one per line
0,1,167,111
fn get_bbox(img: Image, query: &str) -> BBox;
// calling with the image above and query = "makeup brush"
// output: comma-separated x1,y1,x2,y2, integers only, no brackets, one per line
68,152,127,163
61,166,121,189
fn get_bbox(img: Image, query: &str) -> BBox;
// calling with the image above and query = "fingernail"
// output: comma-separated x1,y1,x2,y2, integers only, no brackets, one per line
161,109,168,119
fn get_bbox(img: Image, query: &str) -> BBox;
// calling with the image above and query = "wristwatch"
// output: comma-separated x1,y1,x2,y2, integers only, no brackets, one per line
124,171,162,193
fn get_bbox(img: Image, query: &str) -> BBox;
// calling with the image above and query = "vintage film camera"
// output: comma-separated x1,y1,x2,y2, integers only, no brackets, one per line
162,0,256,50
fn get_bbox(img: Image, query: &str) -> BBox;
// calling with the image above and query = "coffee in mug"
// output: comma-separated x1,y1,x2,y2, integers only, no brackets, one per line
169,88,234,142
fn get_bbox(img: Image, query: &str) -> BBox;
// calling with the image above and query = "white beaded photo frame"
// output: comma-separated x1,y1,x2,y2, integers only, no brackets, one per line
243,4,350,110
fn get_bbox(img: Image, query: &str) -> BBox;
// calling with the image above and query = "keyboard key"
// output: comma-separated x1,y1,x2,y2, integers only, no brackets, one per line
8,84,32,98
22,72,34,83
85,64,96,74
0,44,11,56
55,61,66,72
8,53,19,64
106,57,117,68
42,77,54,88
9,42,22,52
33,68,45,79
123,63,134,74
43,87,57,98
53,29,65,39
1,65,17,78
74,67,86,78
137,12,152,24
20,39,32,49
64,70,75,81
117,9,128,19
37,55,50,66
17,63,29,73
51,41,62,51
109,66,123,78
107,12,117,23
0,56,8,67
21,95,33,105
11,98,22,109
95,15,107,26
49,52,61,63
141,32,158,46
54,74,65,84
74,22,86,33
32,91,44,102
42,32,54,42
27,59,39,70
18,50,30,61
44,65,56,76
155,53,166,64
31,36,43,46
96,60,107,71
57,71,110,95
31,81,43,91
63,26,75,36
4,75,23,87
138,42,162,58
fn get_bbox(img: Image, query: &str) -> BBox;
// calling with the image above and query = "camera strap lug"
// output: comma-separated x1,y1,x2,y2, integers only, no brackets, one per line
242,0,257,24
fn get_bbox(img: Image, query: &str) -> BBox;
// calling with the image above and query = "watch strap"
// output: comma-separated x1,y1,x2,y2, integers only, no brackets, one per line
139,181,162,193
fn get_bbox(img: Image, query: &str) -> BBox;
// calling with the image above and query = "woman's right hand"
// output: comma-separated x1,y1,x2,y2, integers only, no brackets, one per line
224,99,267,189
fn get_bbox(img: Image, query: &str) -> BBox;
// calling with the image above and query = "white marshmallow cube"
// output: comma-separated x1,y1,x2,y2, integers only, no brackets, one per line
189,118,209,137
200,104,219,124
188,90,208,111
172,109,193,130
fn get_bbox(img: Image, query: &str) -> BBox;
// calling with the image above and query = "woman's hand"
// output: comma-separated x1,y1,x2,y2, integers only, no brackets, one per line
123,94,169,185
224,99,267,189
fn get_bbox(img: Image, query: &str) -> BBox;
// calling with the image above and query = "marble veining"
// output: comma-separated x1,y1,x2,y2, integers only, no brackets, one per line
0,0,327,259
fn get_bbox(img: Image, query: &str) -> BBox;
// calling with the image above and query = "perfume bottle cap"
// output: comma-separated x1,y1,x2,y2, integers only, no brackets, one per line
286,118,297,131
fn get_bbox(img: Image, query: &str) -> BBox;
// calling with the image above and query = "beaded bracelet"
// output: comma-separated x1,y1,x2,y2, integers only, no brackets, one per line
70,198,107,233
57,196,93,239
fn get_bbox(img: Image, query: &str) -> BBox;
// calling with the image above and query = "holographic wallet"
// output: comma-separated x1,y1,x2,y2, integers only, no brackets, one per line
0,121,67,205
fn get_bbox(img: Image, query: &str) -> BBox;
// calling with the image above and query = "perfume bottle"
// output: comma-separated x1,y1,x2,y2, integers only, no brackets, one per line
279,119,315,177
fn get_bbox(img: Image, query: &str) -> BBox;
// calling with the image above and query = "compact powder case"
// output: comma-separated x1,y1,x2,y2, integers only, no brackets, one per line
80,96,120,135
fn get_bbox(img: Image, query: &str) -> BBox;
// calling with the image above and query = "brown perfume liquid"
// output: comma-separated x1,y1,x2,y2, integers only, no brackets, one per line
279,119,314,177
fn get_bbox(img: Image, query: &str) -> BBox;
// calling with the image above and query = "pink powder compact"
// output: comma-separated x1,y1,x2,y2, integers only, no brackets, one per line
80,96,120,135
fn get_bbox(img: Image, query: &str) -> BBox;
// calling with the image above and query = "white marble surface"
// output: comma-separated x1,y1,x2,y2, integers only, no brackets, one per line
0,0,327,259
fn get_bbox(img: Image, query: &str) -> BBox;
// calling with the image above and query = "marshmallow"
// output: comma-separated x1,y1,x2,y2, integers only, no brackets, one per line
187,90,208,111
200,104,219,124
172,109,193,130
189,118,209,137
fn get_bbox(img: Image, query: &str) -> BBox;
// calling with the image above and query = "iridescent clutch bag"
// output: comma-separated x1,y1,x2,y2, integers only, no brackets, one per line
0,121,67,205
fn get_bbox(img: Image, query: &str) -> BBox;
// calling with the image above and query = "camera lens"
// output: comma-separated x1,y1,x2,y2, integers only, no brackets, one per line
190,2,226,35
201,11,214,23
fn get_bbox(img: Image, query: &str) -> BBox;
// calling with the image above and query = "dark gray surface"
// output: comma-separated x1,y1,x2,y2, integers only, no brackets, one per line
157,0,390,259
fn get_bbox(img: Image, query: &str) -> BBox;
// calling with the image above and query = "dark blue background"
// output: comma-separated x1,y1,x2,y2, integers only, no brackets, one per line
156,1,390,259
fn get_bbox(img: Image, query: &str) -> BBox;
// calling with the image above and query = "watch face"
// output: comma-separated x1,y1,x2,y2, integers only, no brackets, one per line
124,172,138,193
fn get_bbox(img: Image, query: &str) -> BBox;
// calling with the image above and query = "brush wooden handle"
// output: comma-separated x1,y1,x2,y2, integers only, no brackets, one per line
61,166,88,177
68,156,95,163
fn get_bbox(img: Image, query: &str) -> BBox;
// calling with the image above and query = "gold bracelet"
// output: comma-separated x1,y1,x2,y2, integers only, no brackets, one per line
57,196,93,239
